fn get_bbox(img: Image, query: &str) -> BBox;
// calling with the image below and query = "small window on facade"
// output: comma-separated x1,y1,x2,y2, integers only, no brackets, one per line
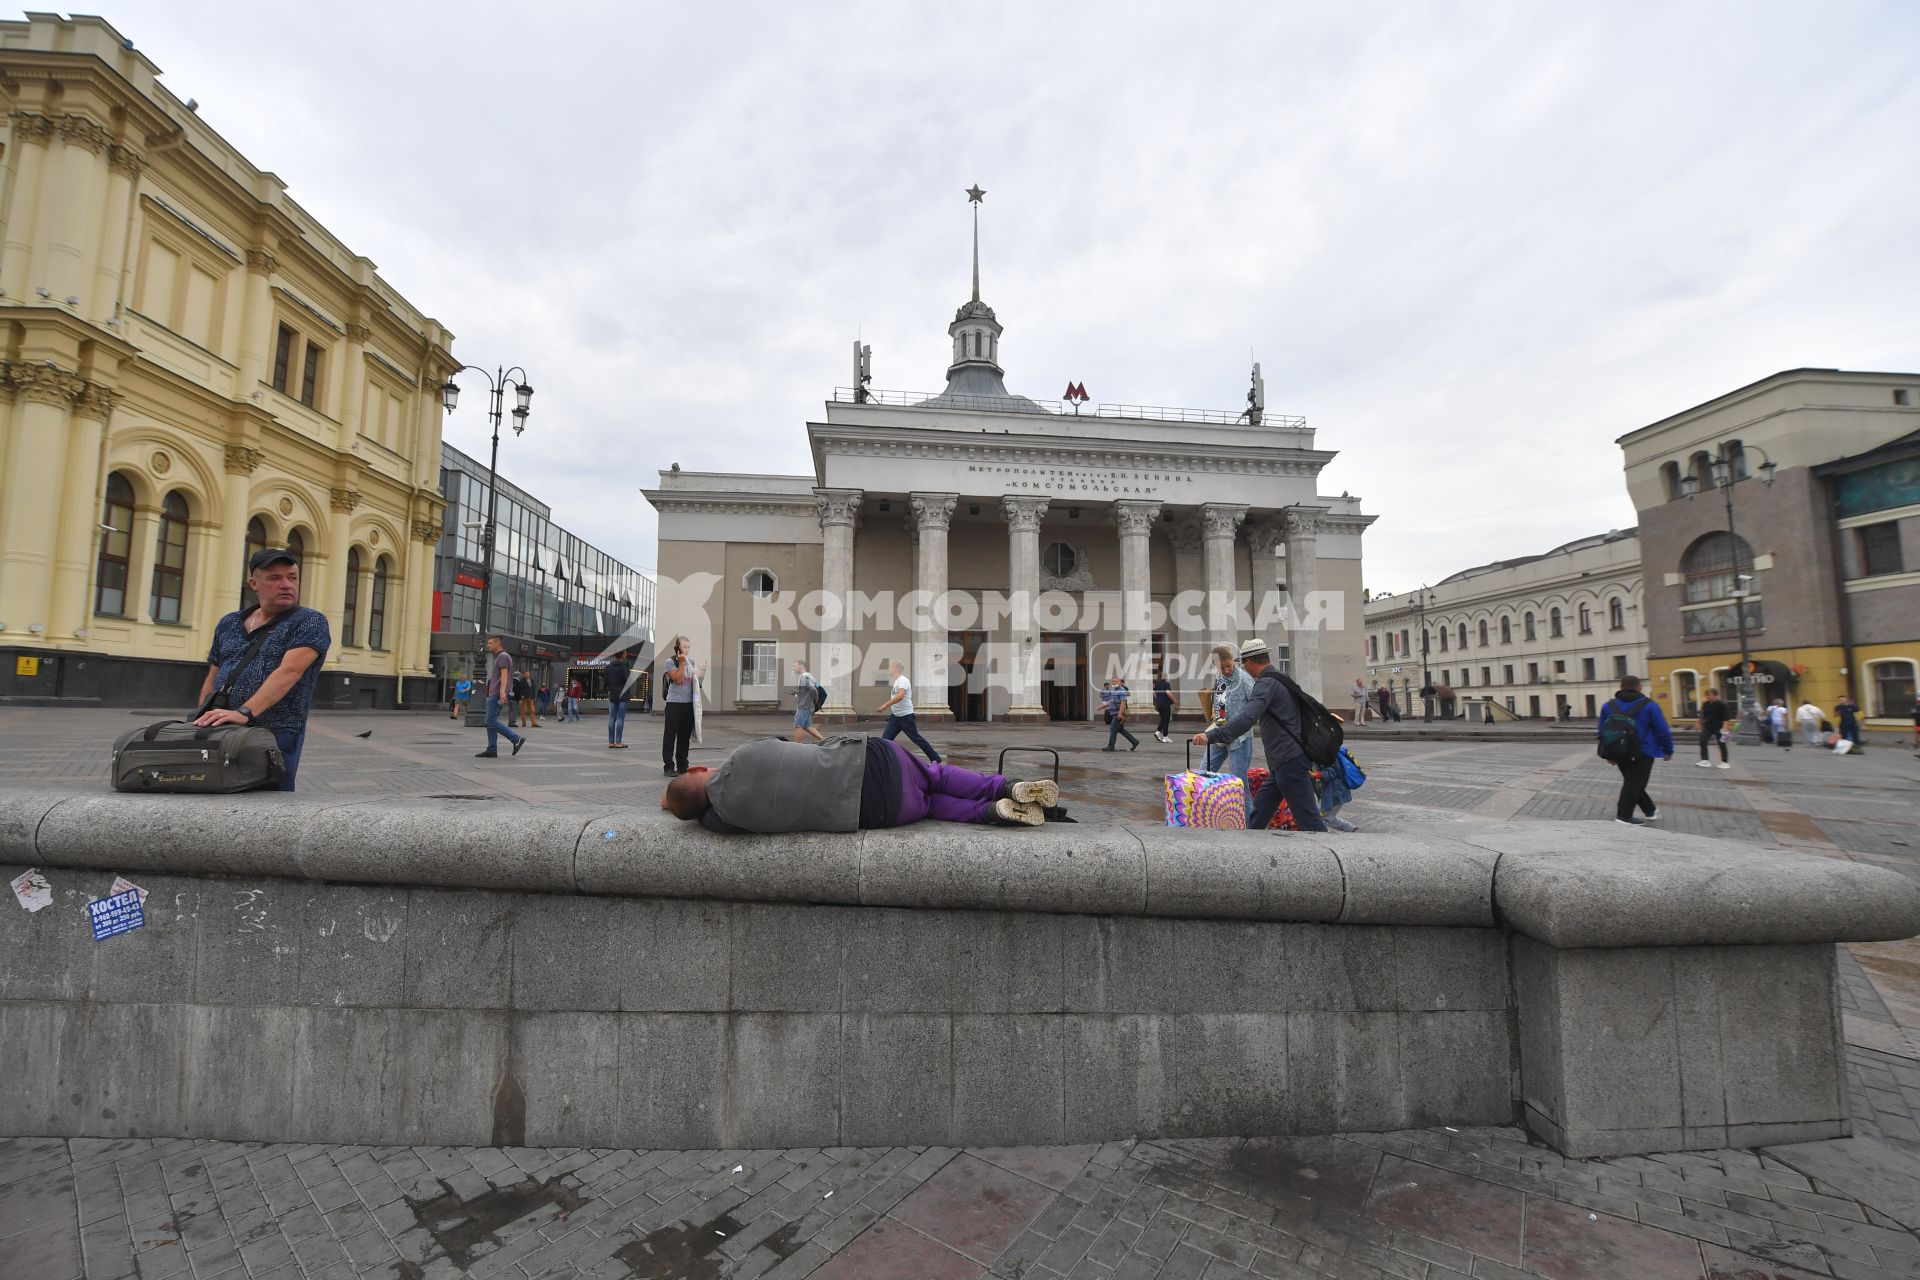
1441,669,1451,686
1502,664,1514,685
1661,461,1681,501
96,472,135,616
150,491,189,624
1613,655,1629,678
1896,389,1911,406
1554,659,1566,675
1368,635,1378,661
272,324,295,393
1400,627,1409,654
1582,657,1596,681
1523,612,1536,641
286,528,305,564
1500,616,1511,644
1860,522,1904,577
1043,542,1079,577
1527,662,1540,682
1460,669,1471,687
1608,598,1624,630
1438,627,1448,652
1578,604,1592,633
1674,670,1699,718
1456,623,1466,649
1481,666,1491,685
1549,607,1563,638
1477,619,1489,647
242,516,268,610
343,546,362,645
1869,659,1917,717
744,569,777,598
300,341,322,408
369,557,389,649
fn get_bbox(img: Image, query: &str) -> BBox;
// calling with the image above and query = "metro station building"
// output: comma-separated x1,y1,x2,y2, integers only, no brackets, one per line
645,212,1373,722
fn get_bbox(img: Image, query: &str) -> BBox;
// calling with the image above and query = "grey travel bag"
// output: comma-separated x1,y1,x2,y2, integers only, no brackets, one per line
109,607,287,793
110,720,285,792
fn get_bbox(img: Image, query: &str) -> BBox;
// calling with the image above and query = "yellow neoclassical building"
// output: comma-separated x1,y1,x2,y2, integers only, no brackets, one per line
0,14,457,708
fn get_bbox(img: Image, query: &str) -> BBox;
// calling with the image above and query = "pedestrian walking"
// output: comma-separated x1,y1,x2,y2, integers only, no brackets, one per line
537,681,553,720
661,635,700,775
1352,679,1370,724
1205,643,1254,779
1104,677,1141,751
515,671,541,728
565,677,583,722
191,547,332,791
1190,639,1326,833
1152,674,1174,742
877,658,942,762
476,636,526,759
1835,695,1863,753
1696,688,1731,768
1768,700,1792,750
1796,699,1824,747
661,735,1061,831
792,658,826,744
1596,674,1673,826
606,650,633,749
451,675,471,721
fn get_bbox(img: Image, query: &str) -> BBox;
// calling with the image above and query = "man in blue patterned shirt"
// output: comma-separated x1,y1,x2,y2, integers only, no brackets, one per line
192,547,332,791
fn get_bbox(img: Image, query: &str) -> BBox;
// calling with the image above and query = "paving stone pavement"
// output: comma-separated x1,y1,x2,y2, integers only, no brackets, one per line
6,713,1920,1277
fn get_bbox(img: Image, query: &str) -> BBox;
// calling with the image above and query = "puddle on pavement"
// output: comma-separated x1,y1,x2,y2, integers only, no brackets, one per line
613,1212,806,1278
407,1176,589,1268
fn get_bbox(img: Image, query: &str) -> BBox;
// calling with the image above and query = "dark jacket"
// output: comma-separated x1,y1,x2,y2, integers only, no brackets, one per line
606,660,631,703
1699,698,1729,734
1205,665,1304,767
1598,690,1674,759
701,735,899,833
1152,679,1173,711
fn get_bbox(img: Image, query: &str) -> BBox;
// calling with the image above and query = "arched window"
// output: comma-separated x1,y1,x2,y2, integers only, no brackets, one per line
1523,611,1536,641
1578,604,1592,634
1608,598,1624,630
1456,623,1466,649
1499,616,1512,644
343,547,362,645
1689,451,1715,492
368,556,390,650
1661,461,1682,501
1549,607,1563,638
1477,619,1489,647
1681,532,1756,603
1673,670,1700,718
286,528,306,565
242,516,268,610
150,492,190,624
96,472,135,615
1867,659,1916,718
1438,626,1449,652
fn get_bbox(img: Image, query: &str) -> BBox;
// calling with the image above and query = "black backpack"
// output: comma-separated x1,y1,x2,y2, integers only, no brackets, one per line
1597,700,1642,762
811,680,828,710
1272,672,1345,767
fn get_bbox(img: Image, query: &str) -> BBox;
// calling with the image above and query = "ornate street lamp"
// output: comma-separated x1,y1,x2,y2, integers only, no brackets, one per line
1680,442,1774,742
442,365,534,727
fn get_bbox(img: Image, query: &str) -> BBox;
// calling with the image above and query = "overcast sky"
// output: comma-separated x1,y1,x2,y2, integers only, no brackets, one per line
100,1,1919,591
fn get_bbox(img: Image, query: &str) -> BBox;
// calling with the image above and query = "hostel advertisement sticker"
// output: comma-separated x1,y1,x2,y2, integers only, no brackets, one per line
10,868,52,913
88,888,145,941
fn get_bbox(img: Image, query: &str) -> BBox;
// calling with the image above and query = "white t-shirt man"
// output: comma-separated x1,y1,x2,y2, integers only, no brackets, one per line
1795,702,1821,725
891,673,914,717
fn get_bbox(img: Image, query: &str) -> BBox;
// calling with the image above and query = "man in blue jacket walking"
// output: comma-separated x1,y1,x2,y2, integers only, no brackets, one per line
1597,674,1674,826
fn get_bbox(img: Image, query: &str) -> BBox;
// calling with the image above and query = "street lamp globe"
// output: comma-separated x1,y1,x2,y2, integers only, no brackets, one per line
515,383,534,413
1759,460,1777,485
1710,457,1730,488
1681,473,1699,497
440,379,460,414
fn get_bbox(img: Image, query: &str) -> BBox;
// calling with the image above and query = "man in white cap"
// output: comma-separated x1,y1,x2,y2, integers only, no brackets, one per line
1191,639,1328,832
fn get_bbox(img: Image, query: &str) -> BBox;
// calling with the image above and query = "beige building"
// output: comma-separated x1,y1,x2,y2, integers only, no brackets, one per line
1618,368,1920,729
645,207,1374,721
1364,530,1646,721
0,14,456,708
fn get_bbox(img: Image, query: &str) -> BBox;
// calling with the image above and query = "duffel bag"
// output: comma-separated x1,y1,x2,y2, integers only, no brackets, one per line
111,720,285,793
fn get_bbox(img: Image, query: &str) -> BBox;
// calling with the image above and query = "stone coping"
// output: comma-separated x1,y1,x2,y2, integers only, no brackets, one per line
2,788,1916,948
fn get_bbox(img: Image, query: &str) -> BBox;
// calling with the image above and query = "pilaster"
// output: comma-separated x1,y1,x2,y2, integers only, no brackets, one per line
1200,503,1248,638
909,492,958,720
1001,495,1050,722
813,489,863,719
1112,500,1161,685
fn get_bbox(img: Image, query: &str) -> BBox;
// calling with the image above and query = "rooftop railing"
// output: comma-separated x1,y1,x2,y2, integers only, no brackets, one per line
832,387,1306,430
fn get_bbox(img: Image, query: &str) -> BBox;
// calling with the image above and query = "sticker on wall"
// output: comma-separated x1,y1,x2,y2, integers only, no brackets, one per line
88,887,145,940
9,868,52,913
109,875,149,906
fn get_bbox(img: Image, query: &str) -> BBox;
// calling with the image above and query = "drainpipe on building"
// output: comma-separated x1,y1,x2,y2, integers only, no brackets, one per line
1819,474,1858,705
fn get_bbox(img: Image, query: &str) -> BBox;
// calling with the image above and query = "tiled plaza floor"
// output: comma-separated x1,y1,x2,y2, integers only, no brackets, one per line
4,709,1920,1277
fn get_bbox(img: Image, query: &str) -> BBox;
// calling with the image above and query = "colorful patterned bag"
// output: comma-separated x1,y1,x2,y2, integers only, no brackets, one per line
1243,767,1300,830
1164,757,1247,829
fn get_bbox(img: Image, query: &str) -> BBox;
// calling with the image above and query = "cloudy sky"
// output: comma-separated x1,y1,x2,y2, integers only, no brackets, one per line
103,0,1919,591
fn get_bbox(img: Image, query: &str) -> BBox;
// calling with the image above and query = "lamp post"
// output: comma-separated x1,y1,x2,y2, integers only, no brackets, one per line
1681,442,1775,743
1415,587,1436,722
441,365,533,728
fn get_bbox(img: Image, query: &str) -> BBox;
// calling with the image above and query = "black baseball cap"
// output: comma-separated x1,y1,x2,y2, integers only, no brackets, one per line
248,547,299,571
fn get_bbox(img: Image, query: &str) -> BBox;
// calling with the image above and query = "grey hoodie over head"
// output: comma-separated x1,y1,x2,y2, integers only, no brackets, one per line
705,734,867,833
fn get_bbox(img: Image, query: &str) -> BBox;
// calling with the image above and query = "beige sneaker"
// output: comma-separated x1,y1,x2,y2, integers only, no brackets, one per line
992,798,1046,826
1009,778,1060,808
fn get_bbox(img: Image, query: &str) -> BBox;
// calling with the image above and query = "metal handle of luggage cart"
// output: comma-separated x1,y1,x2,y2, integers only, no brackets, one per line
994,747,1075,822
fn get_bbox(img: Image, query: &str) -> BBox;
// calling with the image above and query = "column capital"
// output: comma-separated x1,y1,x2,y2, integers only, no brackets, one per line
1200,503,1249,540
6,110,54,141
908,491,958,531
1242,515,1287,555
411,519,444,544
813,488,863,530
108,144,146,180
71,382,123,423
330,487,363,514
1110,500,1162,537
245,248,278,276
345,322,373,344
8,363,87,406
224,445,263,475
1000,495,1050,532
1286,505,1330,540
52,113,114,154
1166,512,1205,553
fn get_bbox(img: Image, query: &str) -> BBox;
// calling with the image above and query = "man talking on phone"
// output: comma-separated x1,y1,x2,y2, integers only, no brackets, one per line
192,547,332,791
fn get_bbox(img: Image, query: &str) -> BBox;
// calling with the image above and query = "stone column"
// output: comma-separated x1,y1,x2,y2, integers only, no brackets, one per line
1244,516,1287,675
124,502,162,627
909,492,958,720
1001,495,1049,722
33,115,112,304
49,384,119,639
814,489,862,719
0,114,52,299
402,517,442,679
1200,504,1248,640
1112,500,1161,685
204,447,260,633
327,485,360,636
0,365,85,633
339,322,370,449
1285,507,1323,699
